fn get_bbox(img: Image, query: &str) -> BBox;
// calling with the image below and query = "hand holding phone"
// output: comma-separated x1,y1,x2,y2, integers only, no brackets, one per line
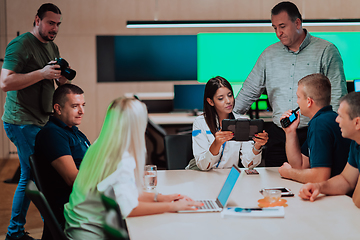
280,107,300,128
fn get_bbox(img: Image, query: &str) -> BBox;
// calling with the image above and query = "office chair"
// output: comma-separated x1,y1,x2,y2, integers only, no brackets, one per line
164,134,193,170
29,154,68,236
29,154,45,192
134,94,167,168
101,186,128,230
103,209,129,240
25,180,68,240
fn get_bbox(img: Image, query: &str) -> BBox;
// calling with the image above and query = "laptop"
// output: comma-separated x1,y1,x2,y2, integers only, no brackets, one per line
179,164,241,213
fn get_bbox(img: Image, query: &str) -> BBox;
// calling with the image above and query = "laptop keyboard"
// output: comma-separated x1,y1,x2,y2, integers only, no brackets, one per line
198,200,218,210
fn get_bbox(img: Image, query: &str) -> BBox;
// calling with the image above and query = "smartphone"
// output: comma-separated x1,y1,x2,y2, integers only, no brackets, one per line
259,187,294,197
280,107,300,128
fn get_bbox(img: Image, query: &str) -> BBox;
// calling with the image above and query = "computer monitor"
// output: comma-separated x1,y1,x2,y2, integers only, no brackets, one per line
173,84,205,112
354,79,360,92
97,35,197,82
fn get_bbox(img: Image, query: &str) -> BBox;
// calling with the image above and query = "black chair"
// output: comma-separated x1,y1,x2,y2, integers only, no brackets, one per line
164,134,193,170
29,154,58,239
103,209,129,240
29,154,44,192
25,180,68,240
135,94,168,168
29,154,69,233
101,186,128,230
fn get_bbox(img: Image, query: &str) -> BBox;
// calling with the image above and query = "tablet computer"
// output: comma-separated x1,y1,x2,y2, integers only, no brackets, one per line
222,119,264,141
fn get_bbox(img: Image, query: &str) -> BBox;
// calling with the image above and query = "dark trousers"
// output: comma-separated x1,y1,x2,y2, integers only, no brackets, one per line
264,123,308,167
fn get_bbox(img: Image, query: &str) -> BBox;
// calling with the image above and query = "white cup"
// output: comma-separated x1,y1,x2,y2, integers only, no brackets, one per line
144,165,157,192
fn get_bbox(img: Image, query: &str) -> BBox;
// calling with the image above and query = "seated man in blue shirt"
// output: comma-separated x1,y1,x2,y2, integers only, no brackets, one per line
278,73,351,183
34,83,90,228
299,91,360,208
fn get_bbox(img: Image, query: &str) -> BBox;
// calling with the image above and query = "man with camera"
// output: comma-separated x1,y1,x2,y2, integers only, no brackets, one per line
34,83,90,232
0,3,71,240
278,74,351,183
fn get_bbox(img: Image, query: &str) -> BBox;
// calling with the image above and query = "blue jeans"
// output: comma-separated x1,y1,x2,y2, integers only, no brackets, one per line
3,122,42,238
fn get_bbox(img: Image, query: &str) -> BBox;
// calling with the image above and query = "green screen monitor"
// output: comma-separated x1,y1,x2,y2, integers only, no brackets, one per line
197,32,360,84
197,32,360,111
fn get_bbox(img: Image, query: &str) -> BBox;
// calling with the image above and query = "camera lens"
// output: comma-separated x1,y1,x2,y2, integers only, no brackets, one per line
63,68,76,80
57,58,76,80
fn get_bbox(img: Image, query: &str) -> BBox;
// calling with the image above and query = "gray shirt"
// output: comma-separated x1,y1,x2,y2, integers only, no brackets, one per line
234,30,347,128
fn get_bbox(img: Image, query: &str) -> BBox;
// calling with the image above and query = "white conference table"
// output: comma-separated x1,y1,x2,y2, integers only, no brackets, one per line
126,168,360,240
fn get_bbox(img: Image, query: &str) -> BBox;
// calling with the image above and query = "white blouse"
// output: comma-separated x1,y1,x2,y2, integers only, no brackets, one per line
64,151,139,240
192,113,262,170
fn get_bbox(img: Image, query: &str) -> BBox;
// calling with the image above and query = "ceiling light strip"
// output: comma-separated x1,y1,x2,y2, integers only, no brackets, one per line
126,19,360,28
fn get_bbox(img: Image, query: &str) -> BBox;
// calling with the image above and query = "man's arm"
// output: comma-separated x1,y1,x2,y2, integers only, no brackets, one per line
51,155,79,186
234,53,266,114
279,163,331,183
0,63,61,92
299,163,359,202
320,163,358,195
322,44,347,112
352,174,360,208
281,111,309,169
284,131,303,168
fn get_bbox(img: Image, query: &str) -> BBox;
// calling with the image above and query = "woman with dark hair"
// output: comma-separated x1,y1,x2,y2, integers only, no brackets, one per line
191,76,268,170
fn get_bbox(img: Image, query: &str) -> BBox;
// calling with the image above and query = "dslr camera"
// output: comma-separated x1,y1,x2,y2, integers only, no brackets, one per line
53,58,76,80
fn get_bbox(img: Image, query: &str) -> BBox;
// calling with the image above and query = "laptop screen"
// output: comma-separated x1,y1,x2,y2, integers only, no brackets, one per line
217,165,241,207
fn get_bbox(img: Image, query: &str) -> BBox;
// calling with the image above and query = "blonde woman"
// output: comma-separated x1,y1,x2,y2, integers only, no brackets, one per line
64,97,201,239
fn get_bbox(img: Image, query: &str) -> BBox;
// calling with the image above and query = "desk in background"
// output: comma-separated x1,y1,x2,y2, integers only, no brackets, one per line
126,168,360,240
149,111,273,125
148,112,198,125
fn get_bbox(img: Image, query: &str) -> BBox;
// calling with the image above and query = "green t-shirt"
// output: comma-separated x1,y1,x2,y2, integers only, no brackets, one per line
2,32,60,126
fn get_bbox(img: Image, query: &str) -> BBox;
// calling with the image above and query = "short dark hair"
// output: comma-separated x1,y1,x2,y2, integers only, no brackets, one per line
33,3,61,26
298,73,331,108
340,92,360,120
53,84,84,108
203,76,234,135
271,1,302,22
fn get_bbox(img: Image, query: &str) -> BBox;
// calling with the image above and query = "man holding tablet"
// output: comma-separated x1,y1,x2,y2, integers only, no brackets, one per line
299,92,360,208
278,74,350,183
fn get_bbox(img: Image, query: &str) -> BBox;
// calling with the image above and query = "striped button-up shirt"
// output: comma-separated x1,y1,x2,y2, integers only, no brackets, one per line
234,30,348,128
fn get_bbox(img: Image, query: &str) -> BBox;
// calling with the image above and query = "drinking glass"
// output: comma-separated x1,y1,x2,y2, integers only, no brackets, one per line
263,189,281,203
144,165,157,191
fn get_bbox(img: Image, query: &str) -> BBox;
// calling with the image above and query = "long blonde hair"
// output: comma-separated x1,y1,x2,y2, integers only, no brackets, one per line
75,97,148,193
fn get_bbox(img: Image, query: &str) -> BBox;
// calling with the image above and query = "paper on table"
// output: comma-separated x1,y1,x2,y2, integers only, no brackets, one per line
221,206,285,218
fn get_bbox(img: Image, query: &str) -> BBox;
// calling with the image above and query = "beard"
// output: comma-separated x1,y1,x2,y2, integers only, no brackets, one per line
38,23,57,42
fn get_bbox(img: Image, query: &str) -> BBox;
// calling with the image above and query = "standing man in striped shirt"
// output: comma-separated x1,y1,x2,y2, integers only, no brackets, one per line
234,1,347,167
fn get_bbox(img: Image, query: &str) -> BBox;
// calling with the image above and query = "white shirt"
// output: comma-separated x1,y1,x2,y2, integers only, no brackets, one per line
192,113,262,170
97,151,139,218
64,151,139,239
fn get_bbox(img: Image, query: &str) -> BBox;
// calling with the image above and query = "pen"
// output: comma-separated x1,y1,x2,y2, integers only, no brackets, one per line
233,207,279,212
